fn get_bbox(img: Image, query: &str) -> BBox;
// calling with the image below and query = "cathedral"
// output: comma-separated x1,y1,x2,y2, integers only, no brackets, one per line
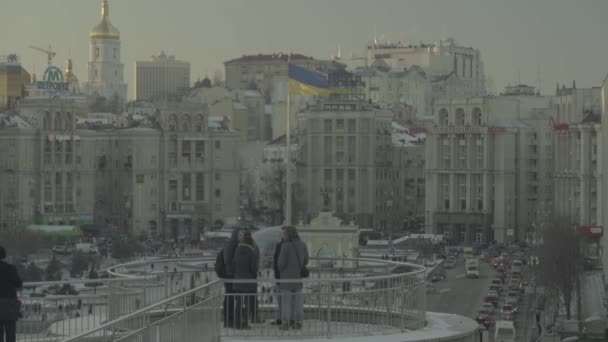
83,0,127,104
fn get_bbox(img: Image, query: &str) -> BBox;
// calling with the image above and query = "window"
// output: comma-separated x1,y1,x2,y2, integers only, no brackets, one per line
348,169,355,182
95,47,99,58
324,136,332,163
215,173,221,181
336,169,344,181
195,141,205,161
196,173,204,201
114,48,117,58
324,119,333,133
215,189,221,198
168,179,178,202
442,137,450,169
336,119,344,131
347,119,356,133
182,141,191,160
324,169,332,184
182,173,191,201
55,141,62,165
169,137,177,166
215,141,221,149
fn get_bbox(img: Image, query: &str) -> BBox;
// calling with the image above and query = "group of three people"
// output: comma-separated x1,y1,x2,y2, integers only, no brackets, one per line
221,225,309,331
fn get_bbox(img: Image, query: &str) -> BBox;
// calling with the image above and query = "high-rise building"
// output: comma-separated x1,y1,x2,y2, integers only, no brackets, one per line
224,53,338,100
84,0,127,103
0,55,30,110
0,97,241,237
296,99,394,229
135,52,190,101
425,86,554,244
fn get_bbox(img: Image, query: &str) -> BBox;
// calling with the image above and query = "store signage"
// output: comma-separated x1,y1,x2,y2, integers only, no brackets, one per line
48,134,80,141
487,127,507,134
577,225,603,237
36,66,69,92
552,122,569,131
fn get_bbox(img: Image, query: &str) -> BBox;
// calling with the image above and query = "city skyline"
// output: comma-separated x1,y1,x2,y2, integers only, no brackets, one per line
2,0,608,99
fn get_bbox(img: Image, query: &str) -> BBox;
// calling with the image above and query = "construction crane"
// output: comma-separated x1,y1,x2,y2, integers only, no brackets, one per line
29,45,56,66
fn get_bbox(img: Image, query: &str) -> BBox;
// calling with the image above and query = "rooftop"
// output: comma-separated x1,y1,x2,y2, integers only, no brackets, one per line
225,53,315,64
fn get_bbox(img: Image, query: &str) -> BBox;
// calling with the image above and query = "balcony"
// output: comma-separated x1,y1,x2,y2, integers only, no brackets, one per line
15,257,446,342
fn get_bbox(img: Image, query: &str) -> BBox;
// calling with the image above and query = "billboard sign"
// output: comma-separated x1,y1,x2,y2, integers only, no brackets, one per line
36,66,69,93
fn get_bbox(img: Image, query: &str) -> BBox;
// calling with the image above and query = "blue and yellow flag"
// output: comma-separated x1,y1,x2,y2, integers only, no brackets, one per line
288,64,330,96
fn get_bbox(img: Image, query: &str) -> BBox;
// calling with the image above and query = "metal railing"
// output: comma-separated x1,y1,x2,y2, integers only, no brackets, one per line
16,257,426,341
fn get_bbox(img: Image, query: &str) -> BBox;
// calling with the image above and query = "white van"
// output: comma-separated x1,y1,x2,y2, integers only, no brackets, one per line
494,320,516,342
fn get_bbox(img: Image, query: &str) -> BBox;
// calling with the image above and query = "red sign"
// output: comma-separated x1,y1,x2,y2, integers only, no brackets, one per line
552,122,569,131
577,226,603,237
487,127,507,133
409,127,426,133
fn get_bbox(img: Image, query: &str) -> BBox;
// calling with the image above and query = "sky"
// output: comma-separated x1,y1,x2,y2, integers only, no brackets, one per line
2,0,607,99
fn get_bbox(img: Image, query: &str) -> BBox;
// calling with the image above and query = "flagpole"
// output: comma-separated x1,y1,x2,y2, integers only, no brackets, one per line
285,53,292,225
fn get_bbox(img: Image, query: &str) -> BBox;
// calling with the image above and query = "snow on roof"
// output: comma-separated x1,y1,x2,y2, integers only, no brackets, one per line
0,113,34,129
391,121,425,147
233,102,247,110
243,90,262,98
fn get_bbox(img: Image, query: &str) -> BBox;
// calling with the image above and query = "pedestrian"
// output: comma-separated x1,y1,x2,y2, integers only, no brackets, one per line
277,226,309,330
221,227,241,328
0,245,23,342
271,235,284,326
232,230,258,329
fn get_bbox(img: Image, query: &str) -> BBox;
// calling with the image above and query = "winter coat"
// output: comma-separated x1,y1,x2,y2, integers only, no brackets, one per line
277,239,308,290
232,243,259,293
223,229,240,278
273,241,283,279
0,260,22,299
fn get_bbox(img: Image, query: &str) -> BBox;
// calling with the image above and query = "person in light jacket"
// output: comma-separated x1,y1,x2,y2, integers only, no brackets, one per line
0,245,23,342
277,226,308,330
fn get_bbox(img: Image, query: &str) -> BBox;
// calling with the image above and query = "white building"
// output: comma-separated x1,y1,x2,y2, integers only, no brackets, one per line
135,52,190,101
425,86,554,244
84,0,128,104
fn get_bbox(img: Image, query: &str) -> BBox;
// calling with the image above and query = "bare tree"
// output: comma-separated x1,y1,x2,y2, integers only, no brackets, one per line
537,218,583,321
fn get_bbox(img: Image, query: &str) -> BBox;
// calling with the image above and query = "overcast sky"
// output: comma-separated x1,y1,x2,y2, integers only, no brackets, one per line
2,0,607,98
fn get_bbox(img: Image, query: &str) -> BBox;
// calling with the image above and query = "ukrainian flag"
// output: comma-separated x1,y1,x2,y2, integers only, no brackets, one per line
288,64,330,96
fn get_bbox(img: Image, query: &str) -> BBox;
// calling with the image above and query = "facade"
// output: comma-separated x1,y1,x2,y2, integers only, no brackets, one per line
84,0,128,104
0,96,240,238
364,38,485,95
0,55,30,110
135,52,190,101
296,100,394,230
224,53,337,100
552,85,602,232
425,87,553,244
392,122,426,231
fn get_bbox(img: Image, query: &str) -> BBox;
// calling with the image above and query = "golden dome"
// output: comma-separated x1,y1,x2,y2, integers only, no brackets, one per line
90,1,120,40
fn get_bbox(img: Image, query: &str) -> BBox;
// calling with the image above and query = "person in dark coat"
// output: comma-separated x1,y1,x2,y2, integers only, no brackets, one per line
271,237,284,325
0,245,23,342
222,228,241,328
277,226,308,330
232,231,258,329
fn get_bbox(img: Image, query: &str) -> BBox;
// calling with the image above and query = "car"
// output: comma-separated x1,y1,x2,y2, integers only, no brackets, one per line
431,275,444,283
480,302,495,314
491,278,503,286
485,291,499,307
501,304,517,319
489,284,503,293
444,261,456,269
476,312,494,329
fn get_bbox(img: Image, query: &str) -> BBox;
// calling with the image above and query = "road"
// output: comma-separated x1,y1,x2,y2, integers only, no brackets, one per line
427,256,494,318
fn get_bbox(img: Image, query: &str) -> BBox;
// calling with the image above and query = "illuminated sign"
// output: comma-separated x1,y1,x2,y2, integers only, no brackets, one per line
577,226,603,238
36,66,69,92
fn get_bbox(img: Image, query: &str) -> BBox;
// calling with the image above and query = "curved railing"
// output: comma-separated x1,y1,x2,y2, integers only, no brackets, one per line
43,257,426,341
